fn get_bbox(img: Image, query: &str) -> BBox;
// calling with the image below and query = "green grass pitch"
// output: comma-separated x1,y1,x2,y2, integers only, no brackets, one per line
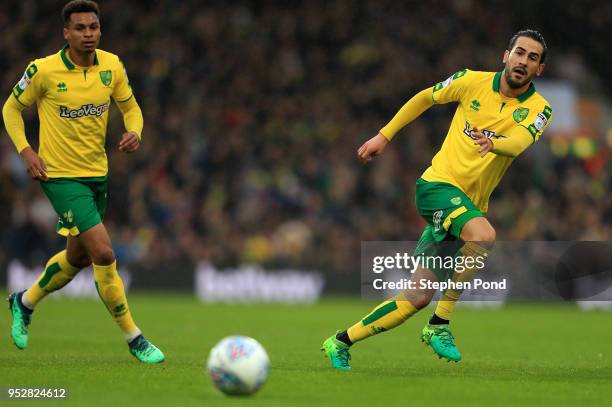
2,294,611,406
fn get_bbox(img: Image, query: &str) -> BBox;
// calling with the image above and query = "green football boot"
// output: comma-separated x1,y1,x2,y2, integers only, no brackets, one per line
128,335,165,363
321,332,351,370
8,291,32,350
421,324,462,362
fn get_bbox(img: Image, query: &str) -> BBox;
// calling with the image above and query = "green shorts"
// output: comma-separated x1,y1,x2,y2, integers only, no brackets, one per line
40,176,108,237
413,178,483,280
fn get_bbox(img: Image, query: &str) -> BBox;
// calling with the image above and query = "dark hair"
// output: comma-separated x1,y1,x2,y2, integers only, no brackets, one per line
62,0,99,26
508,29,547,63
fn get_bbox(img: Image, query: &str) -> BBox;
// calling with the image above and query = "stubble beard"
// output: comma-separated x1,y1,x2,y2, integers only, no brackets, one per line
503,64,531,89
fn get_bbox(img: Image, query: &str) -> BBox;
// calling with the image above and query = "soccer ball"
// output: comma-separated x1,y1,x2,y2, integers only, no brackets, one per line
206,336,270,396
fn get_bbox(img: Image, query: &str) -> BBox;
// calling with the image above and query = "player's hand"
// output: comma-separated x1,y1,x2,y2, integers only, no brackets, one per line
472,127,493,157
119,131,140,153
20,146,48,181
357,132,389,164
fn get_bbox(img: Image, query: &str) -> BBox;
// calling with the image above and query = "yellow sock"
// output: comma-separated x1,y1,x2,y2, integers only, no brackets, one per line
434,291,460,321
347,292,418,344
434,241,490,321
24,250,81,309
93,261,140,340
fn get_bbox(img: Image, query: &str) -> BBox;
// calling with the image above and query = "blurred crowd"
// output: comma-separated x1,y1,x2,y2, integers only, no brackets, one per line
0,0,610,276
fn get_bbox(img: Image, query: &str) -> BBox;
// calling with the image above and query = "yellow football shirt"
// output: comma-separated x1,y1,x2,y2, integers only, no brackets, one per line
419,69,552,212
10,46,135,177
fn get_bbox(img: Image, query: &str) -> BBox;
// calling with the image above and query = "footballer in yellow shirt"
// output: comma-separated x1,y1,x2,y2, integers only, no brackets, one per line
2,0,163,363
7,45,138,178
322,30,552,369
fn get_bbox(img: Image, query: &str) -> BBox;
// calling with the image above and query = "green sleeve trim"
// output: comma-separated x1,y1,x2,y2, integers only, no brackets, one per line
433,69,468,94
452,69,467,80
520,124,538,142
26,64,38,79
116,94,134,103
542,105,552,119
11,92,28,107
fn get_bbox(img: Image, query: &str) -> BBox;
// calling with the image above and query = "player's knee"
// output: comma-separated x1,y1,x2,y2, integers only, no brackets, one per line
462,225,496,245
77,258,92,269
408,291,434,309
91,247,115,265
475,227,496,248
67,254,91,270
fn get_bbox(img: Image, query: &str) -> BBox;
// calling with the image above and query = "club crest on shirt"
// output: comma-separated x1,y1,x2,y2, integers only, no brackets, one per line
99,70,112,86
513,107,529,123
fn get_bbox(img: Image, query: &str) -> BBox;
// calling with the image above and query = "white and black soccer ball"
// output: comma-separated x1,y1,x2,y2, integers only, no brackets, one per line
206,336,270,396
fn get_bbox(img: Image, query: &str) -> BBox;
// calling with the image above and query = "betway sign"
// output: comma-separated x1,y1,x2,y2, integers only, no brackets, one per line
195,262,324,303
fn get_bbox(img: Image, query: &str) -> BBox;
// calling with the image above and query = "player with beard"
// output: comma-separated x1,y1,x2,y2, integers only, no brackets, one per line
322,29,552,369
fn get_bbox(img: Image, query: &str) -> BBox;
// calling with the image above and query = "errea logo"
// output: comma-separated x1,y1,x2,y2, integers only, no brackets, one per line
59,103,108,118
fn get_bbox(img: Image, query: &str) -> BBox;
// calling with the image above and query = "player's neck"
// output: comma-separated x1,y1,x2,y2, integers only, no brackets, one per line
499,72,531,99
67,47,96,68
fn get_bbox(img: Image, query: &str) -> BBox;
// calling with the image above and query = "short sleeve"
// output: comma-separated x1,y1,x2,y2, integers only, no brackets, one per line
112,58,133,103
11,61,44,107
431,69,470,104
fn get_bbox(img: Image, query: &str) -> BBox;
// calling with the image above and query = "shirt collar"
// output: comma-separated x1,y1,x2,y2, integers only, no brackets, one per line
60,44,99,70
492,71,536,103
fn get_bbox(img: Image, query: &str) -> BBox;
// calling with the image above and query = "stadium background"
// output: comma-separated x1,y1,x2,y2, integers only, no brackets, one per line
1,1,612,406
0,0,610,296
